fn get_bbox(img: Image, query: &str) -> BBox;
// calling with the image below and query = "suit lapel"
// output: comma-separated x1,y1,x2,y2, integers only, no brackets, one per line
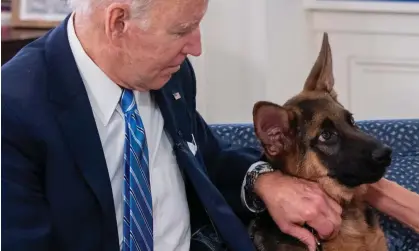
152,76,256,251
152,89,180,142
45,15,118,238
152,78,193,145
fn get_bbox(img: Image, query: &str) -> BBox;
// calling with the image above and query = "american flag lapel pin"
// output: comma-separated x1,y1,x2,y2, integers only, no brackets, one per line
173,92,181,100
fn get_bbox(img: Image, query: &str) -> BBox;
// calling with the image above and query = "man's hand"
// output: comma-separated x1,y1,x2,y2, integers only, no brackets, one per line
254,171,343,251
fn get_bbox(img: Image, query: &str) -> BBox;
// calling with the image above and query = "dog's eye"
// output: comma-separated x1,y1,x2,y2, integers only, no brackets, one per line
346,113,356,126
349,116,355,125
318,130,337,143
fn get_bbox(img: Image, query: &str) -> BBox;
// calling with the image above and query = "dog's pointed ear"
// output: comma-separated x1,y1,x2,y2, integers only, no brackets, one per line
303,32,337,99
253,101,295,157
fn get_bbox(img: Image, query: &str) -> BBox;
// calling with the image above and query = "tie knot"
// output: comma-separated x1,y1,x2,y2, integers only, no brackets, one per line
120,89,136,114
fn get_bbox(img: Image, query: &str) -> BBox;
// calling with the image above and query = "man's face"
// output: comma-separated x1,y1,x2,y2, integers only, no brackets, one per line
111,0,207,90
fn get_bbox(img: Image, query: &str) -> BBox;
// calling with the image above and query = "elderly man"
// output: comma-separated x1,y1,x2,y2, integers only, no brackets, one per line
2,0,418,251
1,0,341,250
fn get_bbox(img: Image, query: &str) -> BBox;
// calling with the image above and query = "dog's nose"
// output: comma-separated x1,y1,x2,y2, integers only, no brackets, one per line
372,145,392,164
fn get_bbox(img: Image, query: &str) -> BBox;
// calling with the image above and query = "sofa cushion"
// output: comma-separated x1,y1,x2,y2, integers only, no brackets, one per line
357,119,418,157
378,155,419,251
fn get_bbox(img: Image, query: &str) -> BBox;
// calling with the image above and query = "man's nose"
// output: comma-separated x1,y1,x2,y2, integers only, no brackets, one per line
183,27,202,57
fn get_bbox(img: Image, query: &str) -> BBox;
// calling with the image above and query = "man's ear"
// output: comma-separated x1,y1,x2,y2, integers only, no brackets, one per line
303,32,337,99
104,3,130,41
253,101,295,157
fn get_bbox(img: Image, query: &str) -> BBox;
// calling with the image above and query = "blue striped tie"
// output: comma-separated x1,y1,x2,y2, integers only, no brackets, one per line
120,89,153,251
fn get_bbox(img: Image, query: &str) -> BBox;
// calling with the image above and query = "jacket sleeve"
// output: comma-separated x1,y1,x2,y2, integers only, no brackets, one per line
194,112,266,220
183,59,265,222
1,101,52,251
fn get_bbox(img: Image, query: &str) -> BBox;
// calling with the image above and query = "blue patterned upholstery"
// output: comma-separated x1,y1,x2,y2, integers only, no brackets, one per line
210,119,419,251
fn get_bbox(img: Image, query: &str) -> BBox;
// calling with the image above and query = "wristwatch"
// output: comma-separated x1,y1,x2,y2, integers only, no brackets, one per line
243,162,275,212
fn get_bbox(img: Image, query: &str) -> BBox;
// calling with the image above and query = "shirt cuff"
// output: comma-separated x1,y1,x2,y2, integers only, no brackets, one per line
240,161,273,213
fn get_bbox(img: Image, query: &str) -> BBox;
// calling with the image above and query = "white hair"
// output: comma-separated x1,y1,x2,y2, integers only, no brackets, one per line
67,0,153,19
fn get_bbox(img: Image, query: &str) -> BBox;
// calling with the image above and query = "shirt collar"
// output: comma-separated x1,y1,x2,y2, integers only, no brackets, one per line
67,12,122,126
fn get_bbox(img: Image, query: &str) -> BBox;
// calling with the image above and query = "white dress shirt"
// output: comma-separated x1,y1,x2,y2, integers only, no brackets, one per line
67,13,191,251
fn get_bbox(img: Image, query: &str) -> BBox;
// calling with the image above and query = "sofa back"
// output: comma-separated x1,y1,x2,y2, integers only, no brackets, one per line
210,119,419,157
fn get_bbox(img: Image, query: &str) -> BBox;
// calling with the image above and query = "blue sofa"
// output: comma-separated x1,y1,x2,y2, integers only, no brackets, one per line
210,119,419,251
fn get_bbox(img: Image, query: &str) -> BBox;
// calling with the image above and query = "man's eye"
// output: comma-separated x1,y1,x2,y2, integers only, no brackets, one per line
174,28,192,36
176,31,189,36
174,26,198,37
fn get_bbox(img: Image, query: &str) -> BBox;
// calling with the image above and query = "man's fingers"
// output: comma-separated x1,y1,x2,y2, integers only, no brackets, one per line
281,223,317,251
324,210,341,240
321,197,342,239
325,195,343,217
318,207,340,237
306,216,334,240
310,193,341,240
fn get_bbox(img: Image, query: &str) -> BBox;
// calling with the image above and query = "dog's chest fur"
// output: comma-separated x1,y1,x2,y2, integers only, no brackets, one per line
324,203,387,251
250,195,388,251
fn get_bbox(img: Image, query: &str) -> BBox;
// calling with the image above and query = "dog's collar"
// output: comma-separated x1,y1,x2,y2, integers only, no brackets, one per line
248,219,324,250
304,224,323,251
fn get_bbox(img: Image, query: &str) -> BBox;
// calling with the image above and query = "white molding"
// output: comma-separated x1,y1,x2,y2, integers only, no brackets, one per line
303,0,419,14
348,56,419,120
350,57,419,73
307,6,419,36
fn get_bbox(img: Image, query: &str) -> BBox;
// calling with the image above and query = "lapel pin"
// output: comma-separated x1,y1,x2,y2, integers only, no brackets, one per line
173,92,181,100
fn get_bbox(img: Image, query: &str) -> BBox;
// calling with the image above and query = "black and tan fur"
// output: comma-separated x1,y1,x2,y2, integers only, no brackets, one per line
249,33,392,251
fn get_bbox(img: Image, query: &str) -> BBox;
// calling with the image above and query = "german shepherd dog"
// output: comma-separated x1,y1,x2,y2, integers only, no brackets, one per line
248,33,392,251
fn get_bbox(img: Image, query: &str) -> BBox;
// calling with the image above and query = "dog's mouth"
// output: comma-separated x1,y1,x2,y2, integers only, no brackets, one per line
329,173,380,188
327,144,393,188
328,158,390,188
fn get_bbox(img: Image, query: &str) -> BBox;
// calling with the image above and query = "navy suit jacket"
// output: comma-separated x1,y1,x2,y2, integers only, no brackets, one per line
1,16,262,251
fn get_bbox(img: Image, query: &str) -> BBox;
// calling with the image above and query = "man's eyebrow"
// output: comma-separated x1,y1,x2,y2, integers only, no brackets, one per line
176,20,200,30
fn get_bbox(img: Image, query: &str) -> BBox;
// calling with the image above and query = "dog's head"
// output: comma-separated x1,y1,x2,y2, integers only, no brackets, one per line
253,33,392,203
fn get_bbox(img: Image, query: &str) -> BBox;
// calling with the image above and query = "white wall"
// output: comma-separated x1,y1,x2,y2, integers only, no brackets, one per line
190,0,270,124
191,0,419,124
